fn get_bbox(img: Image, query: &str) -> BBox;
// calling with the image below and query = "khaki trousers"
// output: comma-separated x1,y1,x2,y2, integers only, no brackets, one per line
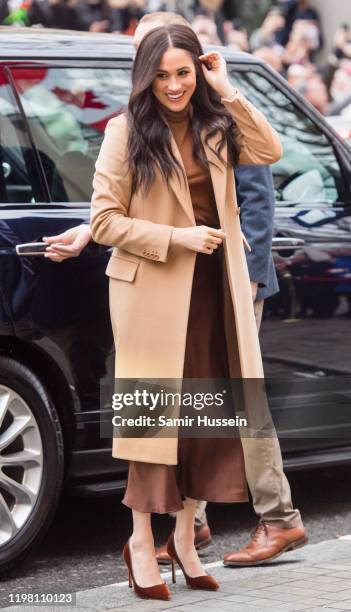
193,299,301,529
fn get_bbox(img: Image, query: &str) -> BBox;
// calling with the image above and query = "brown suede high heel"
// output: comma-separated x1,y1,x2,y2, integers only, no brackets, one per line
122,539,171,600
167,532,219,591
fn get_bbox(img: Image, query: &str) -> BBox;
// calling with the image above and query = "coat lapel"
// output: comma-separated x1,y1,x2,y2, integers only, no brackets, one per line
168,137,196,225
201,128,227,227
167,109,228,227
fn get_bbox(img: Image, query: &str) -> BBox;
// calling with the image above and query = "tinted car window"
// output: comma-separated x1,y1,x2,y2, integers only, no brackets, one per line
229,69,343,207
11,67,131,203
0,71,44,204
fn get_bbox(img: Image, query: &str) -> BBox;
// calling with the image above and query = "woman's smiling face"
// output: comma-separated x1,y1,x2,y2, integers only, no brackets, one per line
152,47,197,112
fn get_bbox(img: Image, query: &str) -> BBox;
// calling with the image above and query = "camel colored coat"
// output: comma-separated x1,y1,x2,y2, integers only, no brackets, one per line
90,89,282,465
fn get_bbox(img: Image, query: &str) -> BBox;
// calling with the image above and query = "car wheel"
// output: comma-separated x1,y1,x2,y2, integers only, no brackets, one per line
0,356,64,573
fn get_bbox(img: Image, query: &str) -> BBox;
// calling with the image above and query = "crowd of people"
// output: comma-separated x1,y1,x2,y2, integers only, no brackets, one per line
1,0,351,117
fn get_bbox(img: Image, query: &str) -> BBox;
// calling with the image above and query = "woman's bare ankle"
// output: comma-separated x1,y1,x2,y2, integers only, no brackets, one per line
129,533,154,553
174,528,195,551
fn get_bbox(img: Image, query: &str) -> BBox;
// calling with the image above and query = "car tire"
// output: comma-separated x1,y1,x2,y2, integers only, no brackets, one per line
0,356,64,574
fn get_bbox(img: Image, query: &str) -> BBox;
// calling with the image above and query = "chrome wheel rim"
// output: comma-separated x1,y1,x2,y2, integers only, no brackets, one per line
0,385,43,546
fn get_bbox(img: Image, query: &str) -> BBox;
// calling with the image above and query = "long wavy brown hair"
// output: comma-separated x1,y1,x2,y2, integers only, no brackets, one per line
126,24,240,198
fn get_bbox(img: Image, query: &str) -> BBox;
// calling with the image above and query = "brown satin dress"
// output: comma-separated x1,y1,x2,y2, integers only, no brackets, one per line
122,102,248,513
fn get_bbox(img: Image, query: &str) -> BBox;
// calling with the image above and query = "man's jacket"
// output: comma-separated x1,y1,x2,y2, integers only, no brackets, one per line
235,164,279,302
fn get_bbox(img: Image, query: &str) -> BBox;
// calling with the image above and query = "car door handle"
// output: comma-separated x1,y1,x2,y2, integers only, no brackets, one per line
16,242,49,256
272,238,306,251
2,162,11,178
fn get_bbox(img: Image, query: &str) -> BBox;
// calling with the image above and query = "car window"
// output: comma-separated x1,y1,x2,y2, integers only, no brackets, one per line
229,69,343,207
10,66,131,204
0,70,45,204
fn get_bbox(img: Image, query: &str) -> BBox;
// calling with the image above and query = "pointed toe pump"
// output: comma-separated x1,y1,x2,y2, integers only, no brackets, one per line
123,540,171,600
167,533,219,591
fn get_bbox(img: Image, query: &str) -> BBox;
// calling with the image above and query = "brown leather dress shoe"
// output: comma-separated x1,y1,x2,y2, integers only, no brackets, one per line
223,522,308,567
156,524,212,565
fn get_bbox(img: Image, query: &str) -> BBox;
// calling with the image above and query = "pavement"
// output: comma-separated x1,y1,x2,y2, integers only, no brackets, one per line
2,538,351,611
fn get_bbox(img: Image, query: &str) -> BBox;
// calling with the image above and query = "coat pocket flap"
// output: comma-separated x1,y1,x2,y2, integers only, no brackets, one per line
105,256,139,282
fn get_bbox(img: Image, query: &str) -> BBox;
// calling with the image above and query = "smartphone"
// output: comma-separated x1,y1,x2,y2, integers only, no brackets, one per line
16,242,49,256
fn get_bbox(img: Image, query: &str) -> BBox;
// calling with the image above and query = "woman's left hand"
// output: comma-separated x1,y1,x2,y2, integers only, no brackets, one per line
199,51,236,98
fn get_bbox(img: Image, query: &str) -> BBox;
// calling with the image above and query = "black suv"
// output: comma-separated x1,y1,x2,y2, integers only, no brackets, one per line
1,28,351,572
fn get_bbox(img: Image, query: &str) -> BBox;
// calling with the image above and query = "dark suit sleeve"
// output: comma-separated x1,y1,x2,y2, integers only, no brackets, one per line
235,164,276,290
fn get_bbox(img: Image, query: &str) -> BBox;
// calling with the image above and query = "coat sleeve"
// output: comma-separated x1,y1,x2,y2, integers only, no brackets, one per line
235,164,277,289
221,89,283,165
90,116,174,263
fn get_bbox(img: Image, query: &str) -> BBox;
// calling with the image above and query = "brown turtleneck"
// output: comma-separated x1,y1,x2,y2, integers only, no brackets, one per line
161,103,220,228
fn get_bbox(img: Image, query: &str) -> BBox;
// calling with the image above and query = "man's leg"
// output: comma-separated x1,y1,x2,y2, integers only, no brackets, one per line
194,500,208,529
254,297,264,330
194,500,212,548
246,299,301,527
242,436,301,527
223,299,306,566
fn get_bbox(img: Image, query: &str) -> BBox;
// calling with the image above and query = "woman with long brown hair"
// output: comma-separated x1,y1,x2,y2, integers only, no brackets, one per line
91,23,282,601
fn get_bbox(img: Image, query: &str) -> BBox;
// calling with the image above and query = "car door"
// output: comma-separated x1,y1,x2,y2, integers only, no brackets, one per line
227,62,351,454
0,61,132,467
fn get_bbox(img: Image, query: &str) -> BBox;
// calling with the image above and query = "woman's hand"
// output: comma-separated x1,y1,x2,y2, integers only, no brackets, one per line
42,224,92,262
199,51,236,99
171,226,226,255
